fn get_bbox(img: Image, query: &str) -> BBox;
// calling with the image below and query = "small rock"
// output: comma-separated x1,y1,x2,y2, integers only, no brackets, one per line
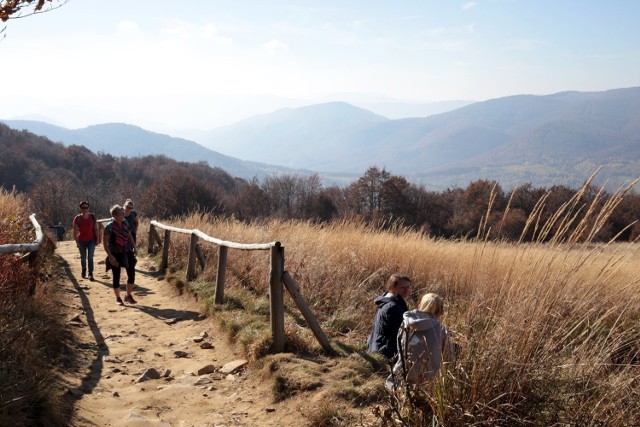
192,336,204,343
197,365,216,375
266,408,275,413
194,377,213,386
165,318,178,325
137,347,146,352
112,391,119,397
104,356,123,363
200,331,209,338
219,359,248,375
136,368,161,383
161,369,172,378
174,350,188,358
200,342,214,349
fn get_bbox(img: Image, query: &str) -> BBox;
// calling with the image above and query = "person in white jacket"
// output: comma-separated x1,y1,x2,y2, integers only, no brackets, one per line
387,293,454,389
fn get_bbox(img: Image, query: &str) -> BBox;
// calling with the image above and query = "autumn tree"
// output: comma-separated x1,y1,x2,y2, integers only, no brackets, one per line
1,0,65,37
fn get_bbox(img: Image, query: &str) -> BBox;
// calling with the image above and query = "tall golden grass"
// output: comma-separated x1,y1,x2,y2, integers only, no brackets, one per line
143,179,640,426
0,189,69,426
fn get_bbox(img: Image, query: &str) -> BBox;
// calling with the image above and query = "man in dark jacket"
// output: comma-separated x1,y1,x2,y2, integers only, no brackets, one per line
367,274,411,359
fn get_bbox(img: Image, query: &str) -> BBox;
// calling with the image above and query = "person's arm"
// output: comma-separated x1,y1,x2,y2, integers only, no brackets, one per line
128,231,136,254
103,228,116,266
73,217,80,247
93,218,101,245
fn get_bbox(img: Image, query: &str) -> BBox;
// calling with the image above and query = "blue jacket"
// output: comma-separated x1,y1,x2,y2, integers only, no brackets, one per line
367,294,408,359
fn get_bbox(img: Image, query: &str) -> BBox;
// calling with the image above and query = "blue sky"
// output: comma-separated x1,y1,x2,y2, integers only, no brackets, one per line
2,0,640,132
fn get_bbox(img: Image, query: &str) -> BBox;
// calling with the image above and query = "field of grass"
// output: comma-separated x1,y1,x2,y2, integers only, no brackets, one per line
0,189,71,426
143,199,640,425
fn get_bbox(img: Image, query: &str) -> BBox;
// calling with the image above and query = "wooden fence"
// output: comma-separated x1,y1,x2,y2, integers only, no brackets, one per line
0,214,43,256
147,220,332,354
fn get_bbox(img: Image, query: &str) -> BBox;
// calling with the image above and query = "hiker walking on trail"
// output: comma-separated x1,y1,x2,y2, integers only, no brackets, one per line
123,199,139,244
73,201,100,281
387,293,454,390
367,273,411,359
104,204,137,306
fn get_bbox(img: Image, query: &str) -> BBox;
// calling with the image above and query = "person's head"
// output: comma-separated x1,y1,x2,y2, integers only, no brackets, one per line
418,293,445,317
124,199,134,210
110,204,125,220
79,201,90,212
386,273,411,299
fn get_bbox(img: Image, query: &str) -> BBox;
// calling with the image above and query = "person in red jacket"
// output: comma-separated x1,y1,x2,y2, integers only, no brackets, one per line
72,201,101,281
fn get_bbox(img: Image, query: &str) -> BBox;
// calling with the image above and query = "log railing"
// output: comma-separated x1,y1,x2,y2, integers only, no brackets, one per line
147,220,332,354
0,214,44,255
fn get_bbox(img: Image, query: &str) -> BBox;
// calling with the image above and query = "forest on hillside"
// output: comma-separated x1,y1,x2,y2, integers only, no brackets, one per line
2,123,640,242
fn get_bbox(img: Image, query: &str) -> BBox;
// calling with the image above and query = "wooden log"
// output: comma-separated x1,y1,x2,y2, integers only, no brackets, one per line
269,243,285,353
0,213,43,254
186,233,199,281
160,229,171,273
214,246,228,305
148,223,156,254
151,225,162,252
282,272,333,354
195,243,206,270
149,220,276,250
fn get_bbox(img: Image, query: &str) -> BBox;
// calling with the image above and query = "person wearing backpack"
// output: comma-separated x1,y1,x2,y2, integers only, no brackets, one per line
386,293,455,390
73,201,100,281
103,204,137,306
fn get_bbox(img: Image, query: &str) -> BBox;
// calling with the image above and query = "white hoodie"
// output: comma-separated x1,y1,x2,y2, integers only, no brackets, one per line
391,310,454,384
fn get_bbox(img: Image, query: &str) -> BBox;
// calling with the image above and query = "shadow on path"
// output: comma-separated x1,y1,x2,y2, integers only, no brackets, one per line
60,256,109,404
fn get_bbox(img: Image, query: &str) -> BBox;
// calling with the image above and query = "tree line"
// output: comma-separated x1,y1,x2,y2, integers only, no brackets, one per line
2,123,639,242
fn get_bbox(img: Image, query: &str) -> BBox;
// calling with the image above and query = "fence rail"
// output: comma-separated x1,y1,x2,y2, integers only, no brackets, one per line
0,214,43,254
147,220,332,354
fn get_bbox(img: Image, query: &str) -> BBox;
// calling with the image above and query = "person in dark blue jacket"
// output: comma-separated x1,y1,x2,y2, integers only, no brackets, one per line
367,273,411,359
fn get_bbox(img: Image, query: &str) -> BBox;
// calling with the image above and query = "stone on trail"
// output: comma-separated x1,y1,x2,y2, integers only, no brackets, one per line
191,336,204,343
136,367,161,383
197,364,216,375
200,342,214,349
219,359,248,375
174,350,189,358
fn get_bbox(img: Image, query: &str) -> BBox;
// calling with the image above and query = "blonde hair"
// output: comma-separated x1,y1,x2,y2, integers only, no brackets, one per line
124,199,134,208
386,273,411,292
418,293,444,317
110,204,124,217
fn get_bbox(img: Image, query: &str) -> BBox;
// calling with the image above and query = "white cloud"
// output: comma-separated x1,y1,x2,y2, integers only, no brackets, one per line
463,2,477,11
465,23,476,34
264,39,290,55
117,21,139,32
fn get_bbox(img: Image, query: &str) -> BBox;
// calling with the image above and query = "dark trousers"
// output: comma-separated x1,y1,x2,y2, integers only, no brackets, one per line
111,251,136,289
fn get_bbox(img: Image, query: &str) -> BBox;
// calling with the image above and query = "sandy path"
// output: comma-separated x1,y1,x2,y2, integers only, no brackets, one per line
57,241,299,427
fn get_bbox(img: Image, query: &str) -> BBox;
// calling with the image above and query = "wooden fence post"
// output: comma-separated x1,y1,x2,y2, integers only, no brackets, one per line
186,233,199,281
282,272,333,354
148,223,157,254
195,244,206,270
214,246,228,304
270,242,285,353
160,229,171,273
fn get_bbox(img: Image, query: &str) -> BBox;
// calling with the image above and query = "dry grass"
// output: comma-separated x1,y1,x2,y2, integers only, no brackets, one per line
0,189,71,426
139,180,640,426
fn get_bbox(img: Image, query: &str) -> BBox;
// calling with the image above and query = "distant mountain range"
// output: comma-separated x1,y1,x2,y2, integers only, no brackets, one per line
0,120,310,180
4,87,640,190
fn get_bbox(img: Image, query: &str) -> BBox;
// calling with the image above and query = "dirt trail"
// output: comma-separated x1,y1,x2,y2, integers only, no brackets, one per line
57,240,301,427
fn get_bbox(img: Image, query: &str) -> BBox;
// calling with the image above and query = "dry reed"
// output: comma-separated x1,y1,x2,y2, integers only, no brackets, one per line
143,179,640,425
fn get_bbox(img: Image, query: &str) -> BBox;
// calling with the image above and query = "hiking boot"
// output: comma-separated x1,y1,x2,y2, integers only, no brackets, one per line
81,270,86,279
89,275,95,281
116,297,124,306
124,295,137,304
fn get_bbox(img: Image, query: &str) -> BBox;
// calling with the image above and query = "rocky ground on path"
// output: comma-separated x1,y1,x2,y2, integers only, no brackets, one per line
55,240,308,427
